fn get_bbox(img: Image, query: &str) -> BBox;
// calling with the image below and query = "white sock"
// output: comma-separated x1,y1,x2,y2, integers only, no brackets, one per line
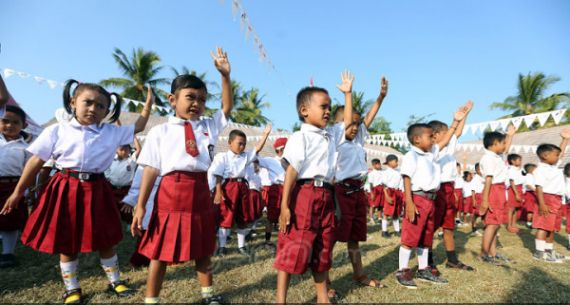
218,228,228,248
237,229,248,248
382,219,388,232
417,247,429,270
0,230,18,254
100,255,121,283
398,246,412,270
145,297,160,304
60,260,80,290
545,243,554,251
201,286,215,298
535,239,545,251
568,234,570,246
393,219,400,232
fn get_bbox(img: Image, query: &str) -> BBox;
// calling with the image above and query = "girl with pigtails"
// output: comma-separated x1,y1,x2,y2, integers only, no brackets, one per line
0,80,154,304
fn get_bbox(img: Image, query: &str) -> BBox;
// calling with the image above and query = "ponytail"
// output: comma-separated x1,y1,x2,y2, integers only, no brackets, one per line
108,93,123,123
63,79,79,114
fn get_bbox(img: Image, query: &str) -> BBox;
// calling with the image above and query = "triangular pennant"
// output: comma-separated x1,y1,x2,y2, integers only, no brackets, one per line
17,71,30,78
551,109,566,125
523,114,536,128
511,117,523,130
498,119,510,130
3,68,15,78
47,80,59,89
537,112,550,126
489,121,500,131
33,76,46,84
380,134,385,141
477,123,488,133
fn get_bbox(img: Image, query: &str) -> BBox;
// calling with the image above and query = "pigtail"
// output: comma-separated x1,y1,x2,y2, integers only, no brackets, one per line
63,79,79,114
108,93,123,123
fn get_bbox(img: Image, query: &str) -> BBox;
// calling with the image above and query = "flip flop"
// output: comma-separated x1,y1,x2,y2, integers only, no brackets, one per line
353,275,386,288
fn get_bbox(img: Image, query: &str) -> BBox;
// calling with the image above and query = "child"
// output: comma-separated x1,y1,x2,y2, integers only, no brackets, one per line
0,106,31,268
428,101,473,271
506,154,524,233
131,48,232,305
523,163,537,229
478,126,516,264
462,171,475,227
211,126,271,257
367,159,384,225
382,154,402,238
333,71,388,288
453,163,464,225
1,80,153,303
245,161,263,238
274,86,344,303
396,105,467,289
532,130,569,263
471,164,484,235
564,163,570,250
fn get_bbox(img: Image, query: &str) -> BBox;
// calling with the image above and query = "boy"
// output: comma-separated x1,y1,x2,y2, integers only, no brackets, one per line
462,171,476,227
211,126,271,257
470,164,484,235
382,154,402,238
532,130,569,263
506,154,524,233
454,163,465,225
368,159,384,225
478,126,516,264
396,105,468,289
274,86,343,303
523,163,537,229
428,101,474,272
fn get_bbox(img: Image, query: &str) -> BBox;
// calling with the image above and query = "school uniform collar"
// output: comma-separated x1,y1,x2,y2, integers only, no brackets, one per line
483,149,500,158
538,161,558,169
410,145,432,156
168,116,204,127
300,123,329,137
69,118,103,133
0,133,26,144
226,149,246,158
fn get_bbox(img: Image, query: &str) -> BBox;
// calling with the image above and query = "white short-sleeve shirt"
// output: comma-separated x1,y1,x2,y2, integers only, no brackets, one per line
245,165,262,191
524,174,536,192
454,174,464,189
335,123,368,181
0,134,30,176
507,166,525,186
27,119,135,173
258,156,285,184
211,149,257,179
400,144,441,192
137,110,227,175
479,149,508,184
121,166,160,230
471,174,484,193
534,162,565,196
382,167,402,189
367,170,383,187
436,135,458,183
104,155,137,187
282,123,341,183
462,180,474,198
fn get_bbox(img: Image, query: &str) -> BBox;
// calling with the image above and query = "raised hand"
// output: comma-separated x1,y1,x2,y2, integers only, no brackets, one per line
453,106,468,122
211,47,231,77
506,124,516,136
464,100,474,113
145,84,155,107
263,123,273,136
561,128,570,139
379,76,388,99
336,70,354,94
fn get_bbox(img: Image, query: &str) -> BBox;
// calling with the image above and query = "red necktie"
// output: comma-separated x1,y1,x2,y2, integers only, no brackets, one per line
184,122,200,157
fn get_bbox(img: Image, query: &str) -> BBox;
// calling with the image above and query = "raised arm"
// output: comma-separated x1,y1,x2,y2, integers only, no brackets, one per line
134,85,154,133
211,47,233,118
559,128,570,159
0,73,9,107
363,76,388,128
437,106,467,149
255,124,272,153
336,70,354,137
455,100,473,138
504,124,516,154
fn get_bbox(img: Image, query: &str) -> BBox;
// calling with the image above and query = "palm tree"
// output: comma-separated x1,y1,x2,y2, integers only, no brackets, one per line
330,91,374,124
100,48,170,114
490,72,570,129
231,88,270,126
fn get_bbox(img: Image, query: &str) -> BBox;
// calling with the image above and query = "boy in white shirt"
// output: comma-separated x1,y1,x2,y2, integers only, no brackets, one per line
506,154,524,233
523,163,537,228
367,159,384,225
454,163,465,225
382,155,402,238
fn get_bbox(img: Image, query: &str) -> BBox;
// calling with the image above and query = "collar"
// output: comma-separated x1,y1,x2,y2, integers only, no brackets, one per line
0,133,26,144
168,116,203,126
538,161,558,169
227,150,246,158
300,123,328,137
410,145,431,155
69,118,102,133
484,149,501,158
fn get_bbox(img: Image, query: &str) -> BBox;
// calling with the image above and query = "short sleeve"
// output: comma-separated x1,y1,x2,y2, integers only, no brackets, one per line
534,168,546,187
113,124,135,146
137,127,161,170
355,123,369,146
507,167,517,180
258,157,283,176
400,151,417,178
246,149,257,164
480,156,496,177
27,124,59,162
282,132,305,173
122,166,144,207
210,153,226,177
210,109,228,138
326,123,345,147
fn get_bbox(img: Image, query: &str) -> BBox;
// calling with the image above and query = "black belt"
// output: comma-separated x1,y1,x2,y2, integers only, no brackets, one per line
0,176,20,183
112,185,131,190
338,179,364,194
412,190,437,200
298,179,334,190
61,169,105,181
226,177,246,183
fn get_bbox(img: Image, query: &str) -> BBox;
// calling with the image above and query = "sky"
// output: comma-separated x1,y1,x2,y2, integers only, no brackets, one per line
1,0,570,136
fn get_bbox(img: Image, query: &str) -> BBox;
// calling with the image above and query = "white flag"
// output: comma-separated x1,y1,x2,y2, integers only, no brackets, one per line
537,112,550,126
551,109,566,124
3,68,15,78
523,114,536,128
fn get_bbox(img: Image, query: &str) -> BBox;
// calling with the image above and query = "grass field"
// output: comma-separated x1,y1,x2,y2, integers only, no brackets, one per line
1,219,570,303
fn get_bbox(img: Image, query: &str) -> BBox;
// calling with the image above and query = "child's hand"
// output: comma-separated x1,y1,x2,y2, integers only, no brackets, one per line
120,203,133,214
386,196,394,205
131,207,145,237
213,189,223,205
506,124,516,136
538,203,550,216
561,128,570,140
279,208,291,233
405,200,418,222
263,124,272,136
145,84,155,106
336,70,354,94
211,47,231,77
0,192,23,215
453,106,468,122
479,200,491,216
379,76,388,99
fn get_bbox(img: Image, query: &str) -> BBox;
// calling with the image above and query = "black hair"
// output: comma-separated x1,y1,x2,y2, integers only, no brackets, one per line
119,144,131,150
407,123,432,143
427,120,448,134
456,162,461,167
507,154,522,165
63,79,122,123
475,163,480,170
536,143,561,159
564,163,570,177
296,86,329,121
228,129,247,142
5,105,27,124
371,158,381,165
170,74,208,95
463,171,472,180
523,163,536,174
483,131,506,149
333,105,362,119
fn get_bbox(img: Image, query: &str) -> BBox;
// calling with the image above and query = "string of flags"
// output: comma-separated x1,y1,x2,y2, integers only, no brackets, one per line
455,143,570,154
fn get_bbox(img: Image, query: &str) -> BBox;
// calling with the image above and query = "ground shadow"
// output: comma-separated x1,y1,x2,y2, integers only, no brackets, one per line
506,266,570,303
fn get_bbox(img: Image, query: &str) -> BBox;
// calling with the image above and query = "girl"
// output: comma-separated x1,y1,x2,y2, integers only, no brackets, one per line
1,81,153,303
131,47,233,304
0,105,31,268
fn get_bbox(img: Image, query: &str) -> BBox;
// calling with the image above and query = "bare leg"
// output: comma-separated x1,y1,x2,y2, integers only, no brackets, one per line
195,257,213,288
145,260,167,298
347,241,363,277
481,224,499,256
276,270,291,304
313,271,331,304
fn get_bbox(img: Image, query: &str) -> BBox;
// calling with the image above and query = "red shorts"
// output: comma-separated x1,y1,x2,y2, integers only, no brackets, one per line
533,194,562,232
370,185,384,208
507,185,524,209
463,197,473,214
523,191,537,213
484,184,507,225
250,189,263,221
473,193,482,216
0,180,28,231
139,171,216,263
21,172,123,254
274,183,336,275
334,180,367,242
434,182,456,230
219,180,253,228
455,189,463,212
383,187,401,218
401,194,435,249
265,184,283,223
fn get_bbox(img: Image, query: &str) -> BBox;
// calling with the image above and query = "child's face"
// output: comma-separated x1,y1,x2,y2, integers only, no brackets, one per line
475,166,482,176
489,139,507,154
413,128,434,152
0,112,25,140
511,158,522,167
116,146,131,160
540,150,560,165
387,160,398,169
300,92,331,129
528,166,536,174
170,88,207,121
372,163,382,170
229,135,247,155
71,89,110,125
345,113,361,141
465,173,473,182
432,127,448,143
275,148,284,157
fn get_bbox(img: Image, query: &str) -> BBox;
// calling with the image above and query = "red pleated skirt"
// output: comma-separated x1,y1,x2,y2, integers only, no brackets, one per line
0,180,28,231
138,171,216,263
21,172,123,254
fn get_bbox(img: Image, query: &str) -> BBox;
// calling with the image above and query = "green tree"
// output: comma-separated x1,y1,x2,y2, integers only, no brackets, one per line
100,48,170,114
368,116,393,134
330,91,374,124
231,88,270,126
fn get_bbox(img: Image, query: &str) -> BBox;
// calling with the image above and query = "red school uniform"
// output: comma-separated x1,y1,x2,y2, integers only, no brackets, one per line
479,150,508,225
0,134,30,231
532,162,564,232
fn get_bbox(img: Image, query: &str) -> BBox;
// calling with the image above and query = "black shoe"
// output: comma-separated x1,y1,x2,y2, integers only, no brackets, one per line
394,231,401,237
62,288,82,304
216,247,227,257
107,280,134,297
0,253,17,268
245,231,255,241
395,268,417,289
237,247,251,258
445,261,475,271
479,255,502,266
202,295,224,305
382,231,390,238
416,268,448,284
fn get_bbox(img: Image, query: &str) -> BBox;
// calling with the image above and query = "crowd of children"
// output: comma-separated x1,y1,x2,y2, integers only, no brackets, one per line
0,49,569,304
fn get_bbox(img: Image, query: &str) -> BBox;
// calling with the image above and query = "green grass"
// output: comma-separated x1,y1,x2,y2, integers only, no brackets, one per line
1,220,570,303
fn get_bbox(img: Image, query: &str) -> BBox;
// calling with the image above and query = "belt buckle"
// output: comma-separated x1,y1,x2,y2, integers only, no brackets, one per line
78,173,90,181
314,179,324,188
